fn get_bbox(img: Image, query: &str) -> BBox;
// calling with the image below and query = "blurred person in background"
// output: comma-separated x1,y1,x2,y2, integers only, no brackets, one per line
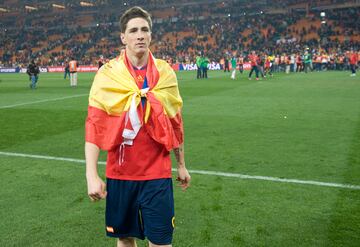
349,49,358,76
64,60,70,79
98,55,104,69
248,50,259,80
69,58,78,87
26,59,40,89
201,54,210,78
196,52,203,79
224,55,230,72
238,53,244,74
230,56,237,80
304,50,312,73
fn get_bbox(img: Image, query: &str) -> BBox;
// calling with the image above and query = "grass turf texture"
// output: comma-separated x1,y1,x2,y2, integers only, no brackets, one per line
0,71,359,246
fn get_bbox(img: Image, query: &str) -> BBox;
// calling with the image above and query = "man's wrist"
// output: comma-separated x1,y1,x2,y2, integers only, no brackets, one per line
177,162,186,168
86,171,99,179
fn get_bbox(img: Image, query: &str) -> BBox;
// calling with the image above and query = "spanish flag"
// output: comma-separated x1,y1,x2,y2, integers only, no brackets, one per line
85,51,184,165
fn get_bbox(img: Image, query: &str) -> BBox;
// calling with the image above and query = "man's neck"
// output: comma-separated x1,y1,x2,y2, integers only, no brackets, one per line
126,49,149,68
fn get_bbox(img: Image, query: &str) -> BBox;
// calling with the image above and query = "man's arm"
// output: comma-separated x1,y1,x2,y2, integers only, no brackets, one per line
85,142,107,201
173,143,191,190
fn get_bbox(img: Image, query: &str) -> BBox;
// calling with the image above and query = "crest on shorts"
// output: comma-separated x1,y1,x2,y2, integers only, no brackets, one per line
172,217,175,228
106,226,114,233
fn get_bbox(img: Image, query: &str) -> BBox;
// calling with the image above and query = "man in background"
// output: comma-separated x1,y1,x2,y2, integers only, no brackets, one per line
98,55,104,69
64,61,70,79
27,59,40,89
201,54,210,79
196,53,202,79
349,50,358,76
230,56,237,80
69,58,78,87
238,54,244,74
248,51,259,80
304,50,312,73
224,56,230,72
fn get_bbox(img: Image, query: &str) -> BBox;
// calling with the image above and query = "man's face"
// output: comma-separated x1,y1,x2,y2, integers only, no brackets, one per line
121,17,151,57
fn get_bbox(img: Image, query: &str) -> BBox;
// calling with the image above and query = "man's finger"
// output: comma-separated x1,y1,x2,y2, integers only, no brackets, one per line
89,195,97,201
89,193,102,201
178,179,190,190
100,191,107,199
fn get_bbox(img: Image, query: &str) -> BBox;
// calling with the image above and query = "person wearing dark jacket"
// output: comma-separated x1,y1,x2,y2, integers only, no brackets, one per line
27,60,40,89
64,61,70,79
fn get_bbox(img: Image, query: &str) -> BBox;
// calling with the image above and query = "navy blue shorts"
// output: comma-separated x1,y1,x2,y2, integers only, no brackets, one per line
105,178,175,245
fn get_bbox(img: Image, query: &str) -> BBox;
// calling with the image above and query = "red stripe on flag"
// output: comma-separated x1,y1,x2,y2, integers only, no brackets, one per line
85,106,126,150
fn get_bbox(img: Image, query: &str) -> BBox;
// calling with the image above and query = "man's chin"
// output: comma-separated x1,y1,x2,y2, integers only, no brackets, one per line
134,48,148,56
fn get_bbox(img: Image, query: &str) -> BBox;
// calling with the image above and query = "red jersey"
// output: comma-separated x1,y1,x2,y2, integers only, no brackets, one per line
349,53,358,65
105,66,172,180
296,55,302,64
86,55,182,181
249,54,258,66
265,58,271,68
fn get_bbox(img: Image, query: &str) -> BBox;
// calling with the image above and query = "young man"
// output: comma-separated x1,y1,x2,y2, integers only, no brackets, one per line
85,6,191,247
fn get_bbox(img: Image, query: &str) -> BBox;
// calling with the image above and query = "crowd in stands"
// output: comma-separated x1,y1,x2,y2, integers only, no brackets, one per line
0,0,359,68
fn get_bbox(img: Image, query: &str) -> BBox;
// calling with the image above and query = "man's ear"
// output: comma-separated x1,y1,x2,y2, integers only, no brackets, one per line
120,33,126,45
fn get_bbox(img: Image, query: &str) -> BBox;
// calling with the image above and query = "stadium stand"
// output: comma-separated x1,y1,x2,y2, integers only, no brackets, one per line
0,0,359,67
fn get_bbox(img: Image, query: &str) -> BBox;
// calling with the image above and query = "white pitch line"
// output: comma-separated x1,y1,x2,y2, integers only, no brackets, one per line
0,151,359,190
0,94,88,109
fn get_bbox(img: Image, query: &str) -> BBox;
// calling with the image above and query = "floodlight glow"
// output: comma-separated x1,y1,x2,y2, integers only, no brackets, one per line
25,5,38,10
52,4,65,9
80,1,94,7
320,12,325,17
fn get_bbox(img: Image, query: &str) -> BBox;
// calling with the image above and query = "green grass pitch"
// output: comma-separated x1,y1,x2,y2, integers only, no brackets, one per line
0,70,359,246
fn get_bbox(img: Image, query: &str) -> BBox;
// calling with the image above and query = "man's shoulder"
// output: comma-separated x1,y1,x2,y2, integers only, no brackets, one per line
154,58,175,74
154,58,171,67
98,57,122,71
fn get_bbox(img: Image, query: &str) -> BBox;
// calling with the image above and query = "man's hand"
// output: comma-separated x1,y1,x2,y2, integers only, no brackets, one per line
176,166,191,191
86,175,107,202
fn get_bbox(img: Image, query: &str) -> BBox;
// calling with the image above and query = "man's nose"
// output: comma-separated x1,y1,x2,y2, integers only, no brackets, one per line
136,31,145,39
